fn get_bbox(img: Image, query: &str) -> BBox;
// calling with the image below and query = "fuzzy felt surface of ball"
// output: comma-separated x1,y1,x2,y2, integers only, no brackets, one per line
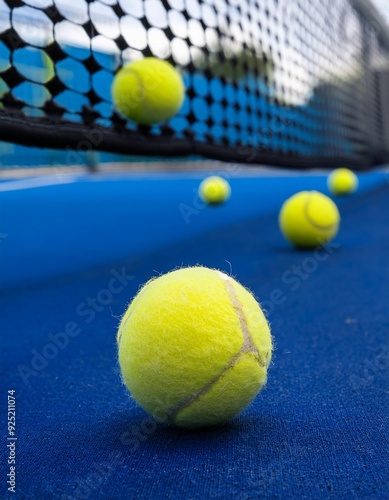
117,267,272,428
279,190,340,248
112,57,185,125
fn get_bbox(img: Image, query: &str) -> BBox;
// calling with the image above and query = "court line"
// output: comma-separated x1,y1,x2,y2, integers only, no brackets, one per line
0,175,80,192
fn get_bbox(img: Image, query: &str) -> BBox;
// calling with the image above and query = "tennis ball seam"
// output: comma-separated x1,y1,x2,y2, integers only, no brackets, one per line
221,273,265,364
121,68,146,114
165,271,266,423
166,351,246,423
303,192,338,231
128,64,184,119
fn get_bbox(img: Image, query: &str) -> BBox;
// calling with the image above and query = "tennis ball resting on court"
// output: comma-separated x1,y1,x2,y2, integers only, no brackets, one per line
112,57,185,125
327,168,358,196
117,267,272,428
279,191,340,248
199,176,231,205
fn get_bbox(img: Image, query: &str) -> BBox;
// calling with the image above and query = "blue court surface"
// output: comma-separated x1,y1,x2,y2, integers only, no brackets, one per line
1,169,388,499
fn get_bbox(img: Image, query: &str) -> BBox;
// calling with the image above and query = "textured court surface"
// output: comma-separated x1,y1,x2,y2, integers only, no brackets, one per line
1,171,388,499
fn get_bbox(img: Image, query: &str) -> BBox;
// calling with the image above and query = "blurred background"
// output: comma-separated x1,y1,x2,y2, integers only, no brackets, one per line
0,0,388,171
372,0,389,24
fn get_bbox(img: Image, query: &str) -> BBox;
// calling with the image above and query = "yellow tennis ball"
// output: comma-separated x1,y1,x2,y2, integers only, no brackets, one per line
199,176,231,205
327,168,358,196
117,267,272,428
111,57,185,125
279,191,340,248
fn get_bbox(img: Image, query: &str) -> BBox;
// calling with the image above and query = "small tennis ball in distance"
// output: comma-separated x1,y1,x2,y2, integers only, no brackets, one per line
112,57,185,125
279,190,340,248
117,267,272,428
327,168,358,196
199,176,231,205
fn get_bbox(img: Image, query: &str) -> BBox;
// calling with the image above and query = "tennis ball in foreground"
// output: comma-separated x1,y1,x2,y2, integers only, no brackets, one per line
112,57,185,125
327,168,358,196
199,176,231,205
117,267,272,428
279,191,340,248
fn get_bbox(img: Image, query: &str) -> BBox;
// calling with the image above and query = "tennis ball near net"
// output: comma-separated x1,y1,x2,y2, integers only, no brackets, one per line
279,191,340,248
117,267,272,428
111,57,185,125
199,176,231,205
327,168,358,196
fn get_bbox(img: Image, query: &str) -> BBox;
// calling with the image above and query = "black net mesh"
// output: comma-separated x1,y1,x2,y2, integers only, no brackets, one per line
0,0,388,169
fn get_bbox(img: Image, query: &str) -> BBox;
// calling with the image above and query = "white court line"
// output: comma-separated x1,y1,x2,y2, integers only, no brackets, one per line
0,175,80,192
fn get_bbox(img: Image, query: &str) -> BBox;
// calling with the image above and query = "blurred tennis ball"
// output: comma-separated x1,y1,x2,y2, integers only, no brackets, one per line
199,176,231,205
279,191,340,248
112,57,185,125
327,168,358,196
